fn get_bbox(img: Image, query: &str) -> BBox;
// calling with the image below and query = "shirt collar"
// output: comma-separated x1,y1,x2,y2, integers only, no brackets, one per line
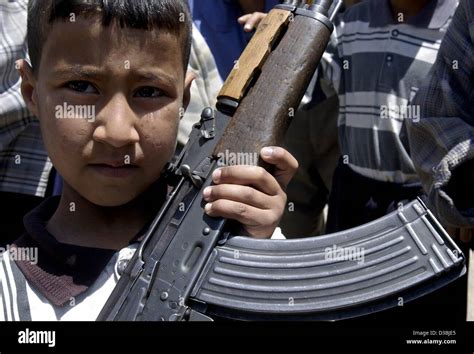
13,180,167,307
369,0,456,29
14,197,116,306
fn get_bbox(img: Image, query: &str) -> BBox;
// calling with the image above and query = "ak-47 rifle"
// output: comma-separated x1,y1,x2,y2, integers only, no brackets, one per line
97,0,466,321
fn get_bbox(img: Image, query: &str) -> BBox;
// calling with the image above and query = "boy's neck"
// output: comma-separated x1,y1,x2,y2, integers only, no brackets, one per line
390,0,431,18
47,182,164,251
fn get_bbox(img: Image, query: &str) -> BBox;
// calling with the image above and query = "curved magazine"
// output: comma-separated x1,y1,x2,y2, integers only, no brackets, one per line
190,199,466,320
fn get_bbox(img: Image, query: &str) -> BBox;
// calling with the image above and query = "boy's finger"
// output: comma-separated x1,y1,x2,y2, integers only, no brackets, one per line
260,146,298,190
203,184,273,210
212,165,281,196
204,199,278,230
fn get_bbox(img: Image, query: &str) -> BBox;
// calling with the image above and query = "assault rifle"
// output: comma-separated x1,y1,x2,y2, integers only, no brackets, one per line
97,0,466,321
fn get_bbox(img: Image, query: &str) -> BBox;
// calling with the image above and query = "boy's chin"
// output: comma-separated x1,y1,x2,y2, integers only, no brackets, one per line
84,190,144,208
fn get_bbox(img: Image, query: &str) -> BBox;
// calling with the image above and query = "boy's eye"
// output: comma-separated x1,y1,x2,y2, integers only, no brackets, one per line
67,81,98,94
135,86,164,98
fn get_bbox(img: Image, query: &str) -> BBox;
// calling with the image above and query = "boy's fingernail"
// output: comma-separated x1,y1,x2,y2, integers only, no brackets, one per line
213,169,221,182
203,187,211,199
261,147,274,157
205,203,212,213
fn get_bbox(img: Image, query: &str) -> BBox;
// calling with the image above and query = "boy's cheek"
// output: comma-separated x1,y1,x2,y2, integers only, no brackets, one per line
40,112,92,161
141,112,180,155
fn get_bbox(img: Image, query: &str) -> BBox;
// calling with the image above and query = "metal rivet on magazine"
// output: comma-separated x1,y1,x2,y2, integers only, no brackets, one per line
160,292,169,301
203,227,211,235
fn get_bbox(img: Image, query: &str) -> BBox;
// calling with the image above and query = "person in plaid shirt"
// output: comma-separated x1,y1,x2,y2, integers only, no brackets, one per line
0,0,51,245
407,0,473,320
407,0,473,232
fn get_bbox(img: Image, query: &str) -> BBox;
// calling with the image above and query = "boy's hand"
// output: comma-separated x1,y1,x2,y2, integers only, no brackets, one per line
203,147,298,239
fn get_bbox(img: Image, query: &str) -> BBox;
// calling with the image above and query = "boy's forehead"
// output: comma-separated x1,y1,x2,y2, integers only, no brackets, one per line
40,16,184,80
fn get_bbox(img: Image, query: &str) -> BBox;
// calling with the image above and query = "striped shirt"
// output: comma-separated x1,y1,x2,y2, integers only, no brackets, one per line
0,0,51,197
321,0,458,183
0,245,126,321
407,0,474,228
0,196,127,321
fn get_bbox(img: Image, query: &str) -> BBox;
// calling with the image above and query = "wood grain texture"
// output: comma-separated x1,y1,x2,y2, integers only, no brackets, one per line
214,15,331,168
218,9,291,102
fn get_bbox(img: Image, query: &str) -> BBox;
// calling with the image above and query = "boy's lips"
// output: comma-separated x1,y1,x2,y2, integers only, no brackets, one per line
88,163,139,178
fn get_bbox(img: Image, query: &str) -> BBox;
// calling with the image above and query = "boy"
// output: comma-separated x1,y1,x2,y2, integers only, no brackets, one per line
0,0,297,321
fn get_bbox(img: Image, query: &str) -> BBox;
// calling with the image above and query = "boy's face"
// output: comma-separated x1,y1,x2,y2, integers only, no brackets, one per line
22,17,193,207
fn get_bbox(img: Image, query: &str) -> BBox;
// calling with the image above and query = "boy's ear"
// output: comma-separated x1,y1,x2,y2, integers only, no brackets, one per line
17,59,39,117
182,70,197,114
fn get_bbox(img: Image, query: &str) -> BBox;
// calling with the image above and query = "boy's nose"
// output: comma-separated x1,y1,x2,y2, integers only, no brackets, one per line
93,95,140,148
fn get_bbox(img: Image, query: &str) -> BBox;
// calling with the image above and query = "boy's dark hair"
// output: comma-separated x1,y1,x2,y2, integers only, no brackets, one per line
27,0,192,74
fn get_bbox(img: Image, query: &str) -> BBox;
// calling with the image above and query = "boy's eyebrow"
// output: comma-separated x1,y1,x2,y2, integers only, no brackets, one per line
132,70,178,86
52,65,106,80
52,65,179,85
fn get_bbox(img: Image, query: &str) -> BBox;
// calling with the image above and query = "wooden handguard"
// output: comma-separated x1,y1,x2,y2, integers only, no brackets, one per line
218,9,292,103
214,12,332,165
